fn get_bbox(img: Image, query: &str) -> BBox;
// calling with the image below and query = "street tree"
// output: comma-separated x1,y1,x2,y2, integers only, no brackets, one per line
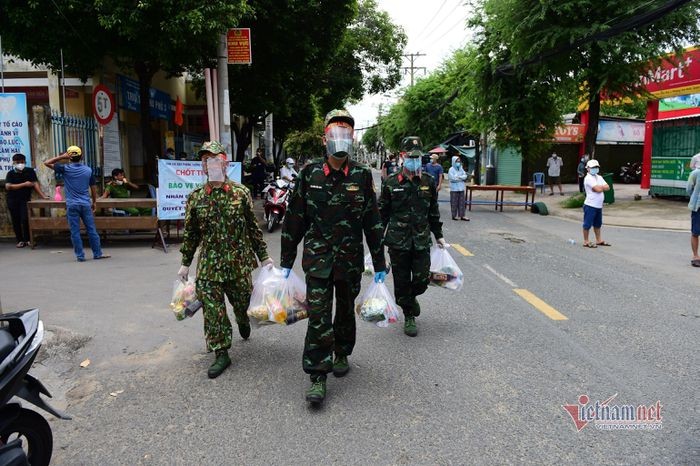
227,0,406,162
470,0,700,157
1,0,249,181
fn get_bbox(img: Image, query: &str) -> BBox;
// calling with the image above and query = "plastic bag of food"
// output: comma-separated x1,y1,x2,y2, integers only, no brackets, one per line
170,278,197,321
354,281,399,327
429,245,464,291
246,266,309,326
363,252,391,275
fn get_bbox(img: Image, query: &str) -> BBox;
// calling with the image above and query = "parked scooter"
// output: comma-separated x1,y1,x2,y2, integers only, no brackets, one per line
0,309,70,466
262,179,290,233
619,162,642,184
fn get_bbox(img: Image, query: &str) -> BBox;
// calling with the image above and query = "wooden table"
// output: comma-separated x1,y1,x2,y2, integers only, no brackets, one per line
466,185,536,212
27,199,167,252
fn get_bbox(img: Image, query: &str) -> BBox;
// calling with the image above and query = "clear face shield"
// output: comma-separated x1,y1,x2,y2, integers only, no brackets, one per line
325,123,354,159
204,155,226,182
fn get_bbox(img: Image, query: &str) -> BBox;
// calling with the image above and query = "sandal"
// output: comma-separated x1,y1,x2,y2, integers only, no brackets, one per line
596,241,612,247
583,242,597,248
460,217,470,221
691,259,700,267
16,242,26,248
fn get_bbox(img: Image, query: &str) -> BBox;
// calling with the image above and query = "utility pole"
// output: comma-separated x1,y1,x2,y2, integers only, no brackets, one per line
402,52,426,87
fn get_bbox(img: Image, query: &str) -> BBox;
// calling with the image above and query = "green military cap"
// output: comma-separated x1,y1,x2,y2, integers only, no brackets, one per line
401,136,423,153
324,109,355,128
407,148,423,158
198,141,226,157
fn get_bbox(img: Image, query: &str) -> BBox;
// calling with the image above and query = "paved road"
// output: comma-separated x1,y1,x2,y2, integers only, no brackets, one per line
1,191,698,465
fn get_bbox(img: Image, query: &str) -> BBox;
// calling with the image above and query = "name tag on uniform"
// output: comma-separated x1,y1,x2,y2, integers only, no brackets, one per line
419,186,430,191
392,188,404,192
310,185,323,190
346,184,360,192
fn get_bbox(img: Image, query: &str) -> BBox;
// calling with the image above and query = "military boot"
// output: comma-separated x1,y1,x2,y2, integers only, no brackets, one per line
207,350,231,378
238,319,251,340
332,355,349,377
305,376,327,404
404,316,418,337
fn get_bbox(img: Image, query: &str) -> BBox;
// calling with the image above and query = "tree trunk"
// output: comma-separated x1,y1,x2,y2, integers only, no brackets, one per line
584,89,601,158
232,116,254,162
134,62,157,183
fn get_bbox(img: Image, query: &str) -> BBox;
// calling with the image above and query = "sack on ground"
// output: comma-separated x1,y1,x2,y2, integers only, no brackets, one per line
429,246,464,291
355,281,399,327
363,252,391,275
170,278,197,321
247,266,308,326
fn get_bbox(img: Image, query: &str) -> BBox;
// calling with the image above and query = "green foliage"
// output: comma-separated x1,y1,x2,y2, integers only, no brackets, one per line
283,117,326,164
361,125,380,151
561,193,585,209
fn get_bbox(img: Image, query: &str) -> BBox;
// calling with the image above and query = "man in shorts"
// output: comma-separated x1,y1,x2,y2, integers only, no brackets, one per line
582,159,610,248
686,164,700,267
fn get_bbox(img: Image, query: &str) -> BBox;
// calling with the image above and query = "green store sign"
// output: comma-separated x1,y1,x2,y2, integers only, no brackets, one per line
650,157,693,181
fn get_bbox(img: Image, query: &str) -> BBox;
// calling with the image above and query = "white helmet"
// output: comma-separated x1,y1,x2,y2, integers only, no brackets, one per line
285,158,295,165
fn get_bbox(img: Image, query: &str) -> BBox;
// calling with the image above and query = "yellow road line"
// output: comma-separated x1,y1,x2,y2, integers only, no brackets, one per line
451,244,473,256
513,289,568,321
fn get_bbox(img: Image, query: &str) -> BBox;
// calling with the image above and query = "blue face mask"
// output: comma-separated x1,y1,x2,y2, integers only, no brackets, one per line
404,158,421,172
454,163,461,168
589,167,599,175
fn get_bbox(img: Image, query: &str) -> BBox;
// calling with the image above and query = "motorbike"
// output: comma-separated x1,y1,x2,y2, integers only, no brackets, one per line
0,309,71,466
619,162,642,184
262,178,291,233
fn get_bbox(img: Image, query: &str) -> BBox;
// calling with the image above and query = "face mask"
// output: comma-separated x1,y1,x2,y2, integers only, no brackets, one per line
287,163,294,168
454,163,461,168
404,158,422,173
206,158,225,182
590,167,599,175
14,163,25,171
115,180,124,185
325,124,354,159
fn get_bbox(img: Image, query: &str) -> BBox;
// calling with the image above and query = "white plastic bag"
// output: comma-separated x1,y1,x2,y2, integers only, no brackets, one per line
170,278,196,321
355,281,400,327
429,246,464,291
363,252,391,275
246,266,308,326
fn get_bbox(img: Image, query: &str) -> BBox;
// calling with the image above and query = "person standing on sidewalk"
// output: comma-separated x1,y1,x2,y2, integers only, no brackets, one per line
179,141,273,378
280,109,386,405
547,152,564,196
4,153,49,247
425,154,444,192
581,159,611,248
379,146,447,337
250,148,268,199
577,154,589,193
44,146,110,261
447,155,469,221
686,164,700,267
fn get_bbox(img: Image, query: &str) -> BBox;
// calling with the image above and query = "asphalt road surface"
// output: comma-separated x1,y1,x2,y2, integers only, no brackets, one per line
1,190,698,465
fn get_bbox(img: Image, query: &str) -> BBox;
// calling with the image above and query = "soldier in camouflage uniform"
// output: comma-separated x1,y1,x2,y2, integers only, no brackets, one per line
178,141,273,378
281,109,387,404
378,143,447,337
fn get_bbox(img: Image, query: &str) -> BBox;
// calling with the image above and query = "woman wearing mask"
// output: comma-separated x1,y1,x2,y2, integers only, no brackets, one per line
447,156,469,221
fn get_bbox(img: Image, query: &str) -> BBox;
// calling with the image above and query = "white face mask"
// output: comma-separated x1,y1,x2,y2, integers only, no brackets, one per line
287,163,294,168
115,180,124,185
14,163,25,171
206,158,225,182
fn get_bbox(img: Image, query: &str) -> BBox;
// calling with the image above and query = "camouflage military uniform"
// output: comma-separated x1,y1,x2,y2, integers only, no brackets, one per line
379,171,443,316
104,182,150,216
281,159,385,377
181,180,269,352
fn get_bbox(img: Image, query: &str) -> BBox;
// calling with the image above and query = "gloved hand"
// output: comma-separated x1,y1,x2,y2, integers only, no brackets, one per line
261,257,274,268
437,238,450,249
374,270,387,283
177,265,189,282
281,267,291,279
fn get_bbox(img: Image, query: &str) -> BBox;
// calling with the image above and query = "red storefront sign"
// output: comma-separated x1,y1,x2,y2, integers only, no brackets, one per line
640,47,700,99
554,124,585,143
227,28,252,65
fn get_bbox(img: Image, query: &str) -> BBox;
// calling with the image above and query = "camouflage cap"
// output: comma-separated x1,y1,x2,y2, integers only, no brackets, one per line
406,148,423,158
324,109,355,128
198,141,226,157
401,136,423,153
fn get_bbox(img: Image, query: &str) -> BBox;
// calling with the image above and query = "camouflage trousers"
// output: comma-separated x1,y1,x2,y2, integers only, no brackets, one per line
197,277,252,352
303,273,361,377
388,247,430,317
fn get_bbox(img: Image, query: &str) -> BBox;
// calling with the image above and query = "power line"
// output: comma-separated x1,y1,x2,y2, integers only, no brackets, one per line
413,0,450,41
425,13,471,48
417,0,466,42
402,52,427,86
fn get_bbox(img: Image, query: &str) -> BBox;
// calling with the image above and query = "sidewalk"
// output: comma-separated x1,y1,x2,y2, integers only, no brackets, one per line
466,183,690,231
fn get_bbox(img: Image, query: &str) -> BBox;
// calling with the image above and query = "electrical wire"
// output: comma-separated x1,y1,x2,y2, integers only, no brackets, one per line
413,0,450,41
417,0,467,43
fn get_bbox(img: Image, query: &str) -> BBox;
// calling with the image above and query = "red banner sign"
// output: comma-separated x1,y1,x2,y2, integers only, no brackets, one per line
640,47,700,99
227,28,252,65
554,124,585,143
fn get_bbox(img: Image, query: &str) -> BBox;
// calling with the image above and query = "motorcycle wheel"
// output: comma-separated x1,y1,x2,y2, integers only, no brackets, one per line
267,213,278,233
0,408,53,466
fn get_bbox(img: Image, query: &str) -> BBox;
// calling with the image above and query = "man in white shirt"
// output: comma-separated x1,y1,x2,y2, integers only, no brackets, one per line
582,159,610,248
280,157,298,188
546,152,564,196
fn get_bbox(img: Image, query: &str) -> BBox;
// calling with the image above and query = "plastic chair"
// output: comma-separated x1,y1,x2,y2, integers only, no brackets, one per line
533,172,545,194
